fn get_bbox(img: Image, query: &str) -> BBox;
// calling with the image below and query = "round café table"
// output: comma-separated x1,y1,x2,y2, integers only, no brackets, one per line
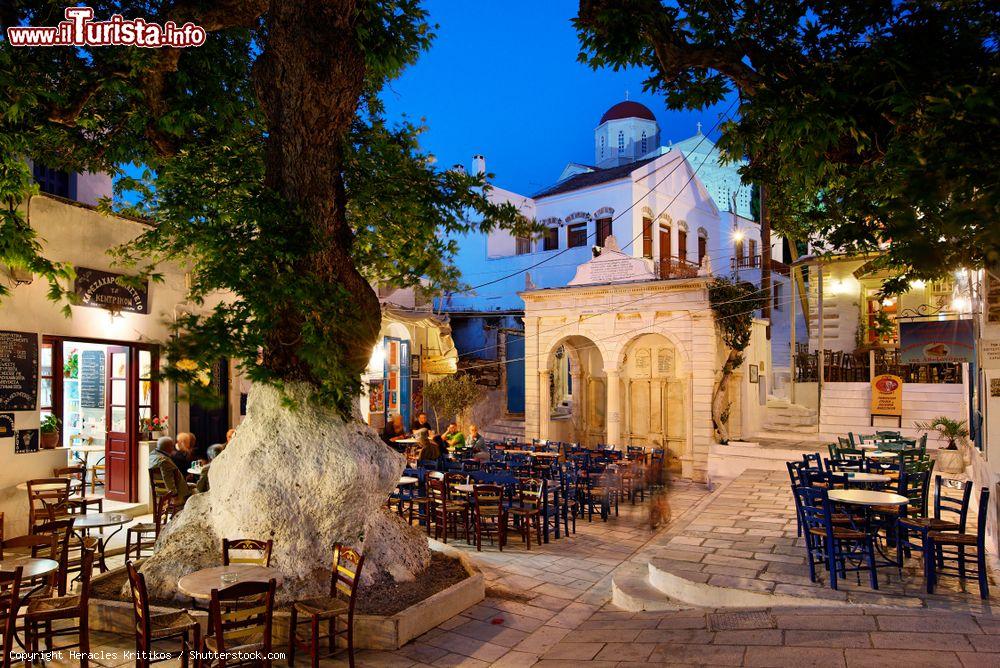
72,512,131,572
827,489,909,568
398,476,418,487
177,564,283,602
16,478,83,492
0,556,60,650
842,472,891,487
866,451,900,460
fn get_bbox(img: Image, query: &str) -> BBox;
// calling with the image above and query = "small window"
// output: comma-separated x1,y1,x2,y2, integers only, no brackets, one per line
735,239,745,260
33,163,71,198
600,136,605,158
641,217,653,258
618,131,625,153
641,131,647,155
596,218,612,247
698,234,707,266
773,282,783,311
749,239,758,259
542,226,559,251
567,223,588,248
515,235,531,255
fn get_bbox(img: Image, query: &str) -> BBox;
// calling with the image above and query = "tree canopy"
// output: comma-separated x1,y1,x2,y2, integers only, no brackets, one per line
576,0,999,293
1,1,528,415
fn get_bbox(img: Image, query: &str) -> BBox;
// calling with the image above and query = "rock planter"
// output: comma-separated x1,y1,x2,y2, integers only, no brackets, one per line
89,547,483,651
935,448,966,474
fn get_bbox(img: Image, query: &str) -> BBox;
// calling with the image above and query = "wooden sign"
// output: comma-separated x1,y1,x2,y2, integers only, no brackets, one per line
14,428,39,454
0,413,13,438
74,267,149,314
80,349,106,409
0,330,38,410
871,374,904,418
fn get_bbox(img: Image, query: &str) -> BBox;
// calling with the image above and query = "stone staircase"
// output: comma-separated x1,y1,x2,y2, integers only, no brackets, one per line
482,416,524,443
760,398,818,436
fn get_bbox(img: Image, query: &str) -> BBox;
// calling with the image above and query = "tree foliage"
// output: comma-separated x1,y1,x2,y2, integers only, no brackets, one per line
1,1,530,416
576,0,999,293
423,373,483,431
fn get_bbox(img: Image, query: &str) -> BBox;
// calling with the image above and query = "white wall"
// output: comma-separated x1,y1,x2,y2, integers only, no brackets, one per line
819,381,968,441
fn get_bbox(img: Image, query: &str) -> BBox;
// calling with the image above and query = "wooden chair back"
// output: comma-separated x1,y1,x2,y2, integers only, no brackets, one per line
126,561,153,652
53,466,87,497
208,579,276,656
1,533,59,592
473,485,503,519
222,538,273,567
934,476,973,531
27,479,72,529
0,565,23,668
32,518,74,595
328,544,365,615
517,478,543,511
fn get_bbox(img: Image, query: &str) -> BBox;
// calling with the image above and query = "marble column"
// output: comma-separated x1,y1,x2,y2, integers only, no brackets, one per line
538,369,552,441
605,367,622,446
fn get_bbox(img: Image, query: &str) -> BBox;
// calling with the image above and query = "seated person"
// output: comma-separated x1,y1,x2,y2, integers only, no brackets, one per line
467,425,489,462
207,428,236,460
381,414,408,448
171,432,195,472
417,429,441,462
442,423,465,451
411,411,432,432
148,436,194,507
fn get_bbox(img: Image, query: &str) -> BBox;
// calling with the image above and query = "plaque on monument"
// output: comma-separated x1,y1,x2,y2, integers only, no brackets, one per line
0,330,38,411
567,235,655,286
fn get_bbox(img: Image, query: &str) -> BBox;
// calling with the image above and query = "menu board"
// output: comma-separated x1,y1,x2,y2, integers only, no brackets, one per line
0,330,38,410
80,349,106,409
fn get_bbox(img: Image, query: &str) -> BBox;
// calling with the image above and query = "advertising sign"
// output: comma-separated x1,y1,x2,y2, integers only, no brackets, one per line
871,374,904,417
899,319,974,364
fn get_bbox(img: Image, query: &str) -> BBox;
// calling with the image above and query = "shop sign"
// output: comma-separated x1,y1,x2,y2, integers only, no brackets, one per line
74,267,149,314
870,374,904,417
981,340,1000,370
899,319,974,364
0,330,38,411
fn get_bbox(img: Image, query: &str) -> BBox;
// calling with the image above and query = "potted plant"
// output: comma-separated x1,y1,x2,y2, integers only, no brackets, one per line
40,415,61,449
915,416,970,474
139,415,170,440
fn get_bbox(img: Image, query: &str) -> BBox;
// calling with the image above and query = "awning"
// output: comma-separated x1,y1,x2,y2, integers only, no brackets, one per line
381,307,458,375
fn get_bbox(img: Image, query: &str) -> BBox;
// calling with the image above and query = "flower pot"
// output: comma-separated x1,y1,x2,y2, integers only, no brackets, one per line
936,448,965,474
40,431,60,449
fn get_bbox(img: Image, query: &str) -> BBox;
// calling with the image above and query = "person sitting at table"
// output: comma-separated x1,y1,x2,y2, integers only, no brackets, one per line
442,423,465,452
467,425,489,462
149,436,194,507
411,411,432,432
417,429,441,461
381,414,409,448
207,428,236,460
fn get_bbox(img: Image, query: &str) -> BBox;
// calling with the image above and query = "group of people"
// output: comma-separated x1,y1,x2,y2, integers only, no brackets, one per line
148,428,236,507
381,411,488,463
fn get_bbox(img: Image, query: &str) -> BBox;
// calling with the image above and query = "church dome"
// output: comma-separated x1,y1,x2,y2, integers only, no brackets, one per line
599,101,656,124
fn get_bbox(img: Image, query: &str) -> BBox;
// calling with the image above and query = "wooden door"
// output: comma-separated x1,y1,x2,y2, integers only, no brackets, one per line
104,346,132,502
188,358,228,453
658,226,671,277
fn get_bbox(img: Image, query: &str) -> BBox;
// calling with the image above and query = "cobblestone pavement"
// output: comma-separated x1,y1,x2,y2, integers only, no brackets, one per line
64,472,1000,666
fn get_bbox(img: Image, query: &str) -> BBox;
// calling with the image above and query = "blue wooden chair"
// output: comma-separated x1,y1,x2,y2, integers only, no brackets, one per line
925,487,991,599
795,486,879,590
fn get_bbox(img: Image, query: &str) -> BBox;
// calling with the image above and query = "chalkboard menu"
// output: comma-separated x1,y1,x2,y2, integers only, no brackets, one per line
80,349,106,409
0,330,38,411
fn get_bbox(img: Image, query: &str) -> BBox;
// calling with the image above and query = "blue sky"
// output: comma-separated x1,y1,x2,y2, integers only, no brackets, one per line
380,0,734,195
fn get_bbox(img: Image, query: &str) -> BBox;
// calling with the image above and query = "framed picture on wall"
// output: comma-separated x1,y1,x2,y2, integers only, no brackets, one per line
411,379,424,414
749,364,760,384
411,354,421,375
368,379,384,413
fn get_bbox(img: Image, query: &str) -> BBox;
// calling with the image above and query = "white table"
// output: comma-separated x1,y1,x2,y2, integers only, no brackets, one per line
395,438,420,445
16,478,83,492
398,476,418,486
866,451,900,460
843,472,891,484
827,489,908,506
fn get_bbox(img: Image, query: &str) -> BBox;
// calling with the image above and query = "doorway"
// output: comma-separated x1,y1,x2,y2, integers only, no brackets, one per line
42,337,158,503
188,358,230,456
659,225,671,277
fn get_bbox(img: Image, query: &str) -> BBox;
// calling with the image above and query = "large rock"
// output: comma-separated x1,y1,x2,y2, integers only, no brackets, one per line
134,383,431,603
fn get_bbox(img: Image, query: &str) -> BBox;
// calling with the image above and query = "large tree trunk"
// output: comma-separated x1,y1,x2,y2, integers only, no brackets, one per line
137,1,429,602
712,350,742,443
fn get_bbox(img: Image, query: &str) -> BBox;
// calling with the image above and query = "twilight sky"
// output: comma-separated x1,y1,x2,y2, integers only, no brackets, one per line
381,0,735,196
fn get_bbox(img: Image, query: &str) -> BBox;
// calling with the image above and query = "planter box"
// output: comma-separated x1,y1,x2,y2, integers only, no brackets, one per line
89,548,484,651
935,448,966,475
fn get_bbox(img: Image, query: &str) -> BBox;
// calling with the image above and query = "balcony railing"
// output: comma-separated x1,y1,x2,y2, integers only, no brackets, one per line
654,258,701,280
730,255,791,276
794,348,962,384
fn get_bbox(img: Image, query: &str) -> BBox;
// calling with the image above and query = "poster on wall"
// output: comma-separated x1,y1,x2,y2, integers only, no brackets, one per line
80,350,106,409
870,374,904,418
0,330,38,411
0,413,13,438
411,379,424,415
14,428,39,454
368,379,384,413
899,320,975,364
74,267,150,314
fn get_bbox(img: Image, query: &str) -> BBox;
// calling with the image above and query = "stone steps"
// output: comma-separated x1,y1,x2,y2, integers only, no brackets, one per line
482,417,525,442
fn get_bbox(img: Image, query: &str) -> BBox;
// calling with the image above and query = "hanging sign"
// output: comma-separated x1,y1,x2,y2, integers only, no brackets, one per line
0,330,38,411
74,267,149,314
870,374,904,417
899,319,974,364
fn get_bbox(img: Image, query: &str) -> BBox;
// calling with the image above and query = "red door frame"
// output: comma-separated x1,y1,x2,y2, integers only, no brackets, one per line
42,335,159,503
